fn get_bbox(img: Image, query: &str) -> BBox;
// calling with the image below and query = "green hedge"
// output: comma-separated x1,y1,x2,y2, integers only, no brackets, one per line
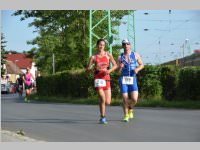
36,70,92,98
160,65,179,100
137,65,162,99
177,67,200,100
36,66,200,101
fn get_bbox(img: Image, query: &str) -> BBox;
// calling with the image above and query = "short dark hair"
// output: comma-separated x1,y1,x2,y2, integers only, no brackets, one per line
96,39,106,46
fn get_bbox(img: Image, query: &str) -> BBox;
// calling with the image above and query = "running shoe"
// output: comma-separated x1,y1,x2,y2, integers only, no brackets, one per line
99,117,108,124
123,114,129,122
128,109,134,119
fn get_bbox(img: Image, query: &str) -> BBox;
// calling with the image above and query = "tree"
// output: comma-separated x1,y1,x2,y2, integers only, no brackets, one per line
1,33,7,76
5,50,18,54
13,10,129,74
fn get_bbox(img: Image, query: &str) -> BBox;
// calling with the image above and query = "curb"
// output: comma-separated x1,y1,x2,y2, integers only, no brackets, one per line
1,130,46,142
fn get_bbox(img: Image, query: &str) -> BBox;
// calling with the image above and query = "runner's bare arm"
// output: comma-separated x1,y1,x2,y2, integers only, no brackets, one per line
22,75,26,83
107,53,118,74
86,56,94,73
134,52,144,74
117,55,124,72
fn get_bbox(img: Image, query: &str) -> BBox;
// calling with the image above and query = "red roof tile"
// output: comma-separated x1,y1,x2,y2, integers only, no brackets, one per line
5,53,32,69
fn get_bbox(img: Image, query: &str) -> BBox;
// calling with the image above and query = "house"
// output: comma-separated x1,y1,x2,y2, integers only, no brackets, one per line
4,60,23,83
5,53,37,83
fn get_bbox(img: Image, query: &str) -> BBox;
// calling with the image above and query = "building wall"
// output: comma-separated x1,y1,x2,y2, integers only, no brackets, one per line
6,74,17,83
30,62,37,79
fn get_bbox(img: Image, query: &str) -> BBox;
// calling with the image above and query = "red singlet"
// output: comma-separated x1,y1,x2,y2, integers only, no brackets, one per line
93,52,110,90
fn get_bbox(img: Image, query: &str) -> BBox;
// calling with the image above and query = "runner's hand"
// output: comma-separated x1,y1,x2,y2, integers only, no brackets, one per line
96,65,101,71
103,70,110,75
134,68,139,74
120,63,124,68
85,68,90,76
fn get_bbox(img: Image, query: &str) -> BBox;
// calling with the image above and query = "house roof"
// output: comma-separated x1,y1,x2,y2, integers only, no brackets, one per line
6,60,23,74
5,53,32,69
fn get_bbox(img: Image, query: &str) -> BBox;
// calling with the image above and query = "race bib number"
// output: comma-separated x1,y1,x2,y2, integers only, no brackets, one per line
122,76,134,85
94,79,106,87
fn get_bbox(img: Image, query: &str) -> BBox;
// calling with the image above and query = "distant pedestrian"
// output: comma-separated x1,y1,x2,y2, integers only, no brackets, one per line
23,67,35,102
16,74,24,97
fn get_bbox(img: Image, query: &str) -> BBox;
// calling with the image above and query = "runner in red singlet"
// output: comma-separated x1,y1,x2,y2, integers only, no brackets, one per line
86,39,117,124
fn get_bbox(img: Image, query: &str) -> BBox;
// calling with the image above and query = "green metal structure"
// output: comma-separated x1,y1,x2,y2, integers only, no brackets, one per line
116,10,136,53
89,10,112,57
89,10,136,57
127,10,136,52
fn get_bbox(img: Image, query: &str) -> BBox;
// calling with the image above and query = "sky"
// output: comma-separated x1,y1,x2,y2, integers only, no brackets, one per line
119,10,200,64
1,10,38,52
1,10,200,65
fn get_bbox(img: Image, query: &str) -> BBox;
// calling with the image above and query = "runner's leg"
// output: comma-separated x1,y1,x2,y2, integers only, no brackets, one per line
104,88,111,105
122,93,129,115
97,89,106,117
129,78,138,108
130,91,138,108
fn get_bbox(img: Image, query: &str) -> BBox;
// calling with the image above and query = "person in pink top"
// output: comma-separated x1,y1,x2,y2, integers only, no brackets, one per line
23,67,35,102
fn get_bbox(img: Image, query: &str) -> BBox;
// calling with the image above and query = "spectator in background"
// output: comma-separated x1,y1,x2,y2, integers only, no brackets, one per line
16,74,24,97
23,67,35,102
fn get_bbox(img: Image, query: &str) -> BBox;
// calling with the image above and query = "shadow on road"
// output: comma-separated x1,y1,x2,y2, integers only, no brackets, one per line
2,118,123,124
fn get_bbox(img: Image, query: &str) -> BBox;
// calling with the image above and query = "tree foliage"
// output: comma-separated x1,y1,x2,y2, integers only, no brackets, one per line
13,10,129,75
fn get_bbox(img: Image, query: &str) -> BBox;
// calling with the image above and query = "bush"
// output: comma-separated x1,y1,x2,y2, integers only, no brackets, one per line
177,67,200,101
137,65,162,99
36,66,200,102
110,73,121,99
160,65,179,100
36,70,91,98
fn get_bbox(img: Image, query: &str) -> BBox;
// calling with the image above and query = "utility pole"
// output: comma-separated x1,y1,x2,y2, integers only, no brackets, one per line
52,53,55,74
14,60,19,81
185,39,191,55
89,10,92,57
181,44,185,66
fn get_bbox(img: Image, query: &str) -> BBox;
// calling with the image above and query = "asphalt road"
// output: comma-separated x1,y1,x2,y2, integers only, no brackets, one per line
1,93,200,142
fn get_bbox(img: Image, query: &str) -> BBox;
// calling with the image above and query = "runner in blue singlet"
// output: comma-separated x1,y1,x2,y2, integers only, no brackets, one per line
118,39,144,122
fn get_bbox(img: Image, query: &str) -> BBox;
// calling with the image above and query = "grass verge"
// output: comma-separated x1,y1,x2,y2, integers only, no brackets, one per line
29,94,200,109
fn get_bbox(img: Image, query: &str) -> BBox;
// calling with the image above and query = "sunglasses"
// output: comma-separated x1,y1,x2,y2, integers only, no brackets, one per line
122,43,130,46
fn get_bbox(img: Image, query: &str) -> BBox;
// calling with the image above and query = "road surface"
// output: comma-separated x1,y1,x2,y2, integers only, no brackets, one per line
1,94,200,142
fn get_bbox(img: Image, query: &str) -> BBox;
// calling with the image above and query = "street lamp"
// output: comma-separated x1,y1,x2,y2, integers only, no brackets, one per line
185,38,191,56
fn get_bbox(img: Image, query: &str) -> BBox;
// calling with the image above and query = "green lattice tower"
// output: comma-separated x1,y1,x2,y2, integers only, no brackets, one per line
114,10,136,54
127,10,136,52
89,10,112,57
